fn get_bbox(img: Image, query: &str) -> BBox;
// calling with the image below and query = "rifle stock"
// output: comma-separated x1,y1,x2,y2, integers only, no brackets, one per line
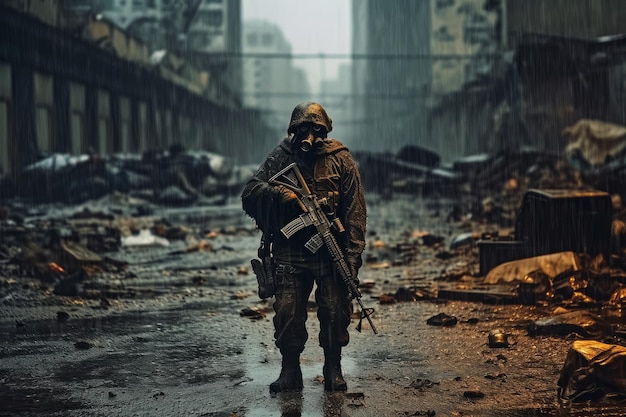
269,163,378,335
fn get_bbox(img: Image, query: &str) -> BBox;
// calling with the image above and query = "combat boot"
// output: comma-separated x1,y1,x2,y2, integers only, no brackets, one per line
323,346,347,391
269,352,303,393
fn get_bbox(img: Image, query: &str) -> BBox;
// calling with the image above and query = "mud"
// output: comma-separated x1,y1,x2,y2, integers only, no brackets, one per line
1,195,625,416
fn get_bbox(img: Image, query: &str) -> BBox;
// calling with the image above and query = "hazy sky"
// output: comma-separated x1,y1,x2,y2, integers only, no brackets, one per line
241,0,352,94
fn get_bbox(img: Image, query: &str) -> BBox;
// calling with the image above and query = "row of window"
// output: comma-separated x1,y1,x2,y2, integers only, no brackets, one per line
0,63,203,174
246,33,274,47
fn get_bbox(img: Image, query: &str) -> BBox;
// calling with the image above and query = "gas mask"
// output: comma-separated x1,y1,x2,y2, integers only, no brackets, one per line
295,123,326,152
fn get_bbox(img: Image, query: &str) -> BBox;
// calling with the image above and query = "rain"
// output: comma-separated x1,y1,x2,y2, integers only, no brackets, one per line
2,0,626,416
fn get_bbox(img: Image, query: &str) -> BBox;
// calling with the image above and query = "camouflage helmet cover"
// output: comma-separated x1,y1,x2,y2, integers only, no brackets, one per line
287,102,333,135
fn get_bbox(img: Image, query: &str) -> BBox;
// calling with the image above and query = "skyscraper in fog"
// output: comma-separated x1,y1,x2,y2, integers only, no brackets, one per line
242,20,310,132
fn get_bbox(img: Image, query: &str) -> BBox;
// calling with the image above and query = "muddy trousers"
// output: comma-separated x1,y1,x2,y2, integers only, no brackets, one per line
272,252,353,354
271,252,352,391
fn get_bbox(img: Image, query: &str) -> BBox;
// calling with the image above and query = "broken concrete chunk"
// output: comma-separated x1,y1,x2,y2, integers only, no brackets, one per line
121,229,170,247
426,312,457,326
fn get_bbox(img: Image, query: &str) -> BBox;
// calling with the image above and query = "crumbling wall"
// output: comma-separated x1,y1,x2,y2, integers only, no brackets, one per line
507,0,626,44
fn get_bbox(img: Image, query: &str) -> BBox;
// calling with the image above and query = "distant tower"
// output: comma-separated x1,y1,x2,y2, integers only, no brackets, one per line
242,20,310,130
351,0,431,154
186,0,243,104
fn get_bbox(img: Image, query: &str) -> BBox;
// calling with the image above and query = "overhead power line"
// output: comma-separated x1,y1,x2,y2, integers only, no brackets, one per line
242,91,467,99
215,52,501,60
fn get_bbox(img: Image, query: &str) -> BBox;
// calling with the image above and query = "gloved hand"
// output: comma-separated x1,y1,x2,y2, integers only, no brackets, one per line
275,185,298,203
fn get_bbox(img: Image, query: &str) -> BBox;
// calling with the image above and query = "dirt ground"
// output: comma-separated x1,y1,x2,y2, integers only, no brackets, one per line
1,194,625,416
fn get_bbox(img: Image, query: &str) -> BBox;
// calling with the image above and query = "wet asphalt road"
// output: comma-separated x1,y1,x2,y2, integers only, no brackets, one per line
1,196,626,416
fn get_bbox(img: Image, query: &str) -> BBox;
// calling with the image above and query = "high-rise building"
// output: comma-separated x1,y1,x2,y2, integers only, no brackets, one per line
186,0,242,105
320,63,352,147
353,0,626,161
242,20,310,133
352,0,499,160
351,0,431,155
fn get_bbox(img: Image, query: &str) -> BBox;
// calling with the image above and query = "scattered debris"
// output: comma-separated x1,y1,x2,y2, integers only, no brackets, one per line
463,390,485,399
558,340,626,402
488,329,511,348
528,311,613,339
426,312,458,326
73,341,92,350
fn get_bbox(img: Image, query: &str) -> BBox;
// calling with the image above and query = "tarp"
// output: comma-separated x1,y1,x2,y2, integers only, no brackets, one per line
558,340,626,402
564,119,626,166
483,251,581,284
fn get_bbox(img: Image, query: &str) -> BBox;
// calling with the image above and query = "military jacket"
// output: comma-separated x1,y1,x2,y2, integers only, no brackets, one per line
241,137,367,273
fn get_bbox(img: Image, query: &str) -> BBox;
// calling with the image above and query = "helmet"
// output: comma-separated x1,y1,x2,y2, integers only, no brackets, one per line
287,102,333,135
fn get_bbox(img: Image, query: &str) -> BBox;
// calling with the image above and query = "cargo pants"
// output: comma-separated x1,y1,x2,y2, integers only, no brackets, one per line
272,247,353,355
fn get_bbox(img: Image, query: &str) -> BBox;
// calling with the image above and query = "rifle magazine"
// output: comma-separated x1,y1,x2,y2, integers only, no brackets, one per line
304,234,324,253
280,214,312,238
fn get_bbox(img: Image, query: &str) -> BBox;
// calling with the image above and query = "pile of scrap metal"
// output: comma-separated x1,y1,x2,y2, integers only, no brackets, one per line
440,185,626,308
0,145,252,206
452,148,562,228
355,144,584,227
462,119,626,229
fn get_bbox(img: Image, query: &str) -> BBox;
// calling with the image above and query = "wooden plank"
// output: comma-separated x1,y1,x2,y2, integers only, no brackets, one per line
437,282,519,304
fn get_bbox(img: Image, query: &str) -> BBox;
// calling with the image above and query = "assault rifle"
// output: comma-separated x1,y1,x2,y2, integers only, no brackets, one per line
269,163,378,334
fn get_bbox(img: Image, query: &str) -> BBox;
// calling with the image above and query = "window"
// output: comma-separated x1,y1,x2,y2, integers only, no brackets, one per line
188,32,203,47
179,116,190,148
246,34,257,47
164,110,172,147
154,108,163,148
69,82,85,154
202,11,222,27
0,63,11,174
97,89,111,155
119,96,131,152
0,102,8,175
33,72,54,154
0,63,10,99
95,0,115,9
262,33,272,46
138,102,148,150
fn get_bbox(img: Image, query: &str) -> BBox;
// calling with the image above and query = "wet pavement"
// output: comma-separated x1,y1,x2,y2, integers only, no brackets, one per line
1,195,626,416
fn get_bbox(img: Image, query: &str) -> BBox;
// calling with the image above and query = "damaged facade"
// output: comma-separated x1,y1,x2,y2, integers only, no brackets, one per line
0,1,274,184
352,0,626,163
430,0,626,161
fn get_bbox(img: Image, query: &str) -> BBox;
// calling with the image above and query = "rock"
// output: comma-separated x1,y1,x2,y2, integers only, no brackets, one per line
56,311,70,322
426,312,457,326
74,341,92,350
464,390,485,399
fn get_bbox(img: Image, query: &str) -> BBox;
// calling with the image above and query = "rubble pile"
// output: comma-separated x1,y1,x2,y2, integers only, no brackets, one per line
0,145,254,206
3,120,626,405
0,201,249,309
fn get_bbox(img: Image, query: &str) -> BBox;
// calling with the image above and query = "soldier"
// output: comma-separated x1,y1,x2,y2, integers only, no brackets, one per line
241,102,367,393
